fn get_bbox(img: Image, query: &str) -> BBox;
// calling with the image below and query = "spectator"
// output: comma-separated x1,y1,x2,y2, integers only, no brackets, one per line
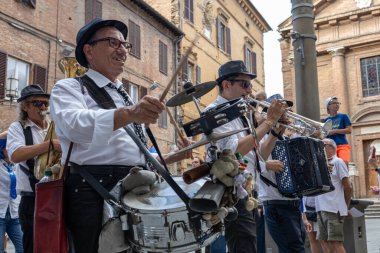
324,96,352,166
315,138,352,253
0,131,23,253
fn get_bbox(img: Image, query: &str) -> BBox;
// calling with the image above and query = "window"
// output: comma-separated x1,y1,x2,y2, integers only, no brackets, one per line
244,46,257,75
188,62,194,83
158,111,167,128
196,65,201,84
159,41,168,75
1,54,31,101
129,20,141,58
217,15,231,54
85,0,102,24
21,0,36,8
129,84,139,103
184,0,194,23
361,56,380,97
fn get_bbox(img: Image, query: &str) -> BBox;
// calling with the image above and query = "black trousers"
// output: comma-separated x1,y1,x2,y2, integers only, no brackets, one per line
65,166,131,253
225,198,257,253
18,195,35,253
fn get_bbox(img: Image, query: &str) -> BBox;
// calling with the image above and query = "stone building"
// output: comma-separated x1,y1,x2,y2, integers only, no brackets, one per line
279,0,380,197
0,0,183,164
144,0,271,171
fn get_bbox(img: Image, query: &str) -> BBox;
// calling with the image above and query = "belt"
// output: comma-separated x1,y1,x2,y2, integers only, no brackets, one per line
20,191,35,197
263,199,300,207
69,164,138,175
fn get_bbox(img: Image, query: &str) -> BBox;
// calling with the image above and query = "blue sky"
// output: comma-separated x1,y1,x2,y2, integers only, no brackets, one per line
250,1,292,96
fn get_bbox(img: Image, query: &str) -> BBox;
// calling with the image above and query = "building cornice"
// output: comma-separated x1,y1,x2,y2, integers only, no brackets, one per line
235,0,272,32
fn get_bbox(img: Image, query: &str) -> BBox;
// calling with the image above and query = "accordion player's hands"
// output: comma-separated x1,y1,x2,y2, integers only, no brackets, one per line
265,160,284,173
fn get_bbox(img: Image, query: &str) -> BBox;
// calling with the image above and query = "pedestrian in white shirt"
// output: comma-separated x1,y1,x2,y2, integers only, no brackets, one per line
315,138,352,253
0,131,23,253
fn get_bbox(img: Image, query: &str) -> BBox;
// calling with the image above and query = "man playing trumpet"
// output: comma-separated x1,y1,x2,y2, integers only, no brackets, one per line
6,84,61,253
204,60,287,253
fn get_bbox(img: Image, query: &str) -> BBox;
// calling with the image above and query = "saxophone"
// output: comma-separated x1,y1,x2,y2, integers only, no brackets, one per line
34,57,86,180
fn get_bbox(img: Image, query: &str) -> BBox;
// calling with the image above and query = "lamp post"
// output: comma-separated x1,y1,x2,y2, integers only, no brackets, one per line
5,69,19,105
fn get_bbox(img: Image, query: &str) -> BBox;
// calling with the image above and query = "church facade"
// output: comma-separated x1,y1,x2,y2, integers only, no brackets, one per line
279,0,380,198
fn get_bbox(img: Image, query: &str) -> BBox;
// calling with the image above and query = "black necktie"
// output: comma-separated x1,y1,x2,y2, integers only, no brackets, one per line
107,83,148,148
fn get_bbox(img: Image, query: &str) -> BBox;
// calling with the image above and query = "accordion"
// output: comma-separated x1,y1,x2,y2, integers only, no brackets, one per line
271,137,334,197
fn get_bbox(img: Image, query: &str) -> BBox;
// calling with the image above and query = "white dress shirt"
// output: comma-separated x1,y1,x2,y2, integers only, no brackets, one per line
50,69,146,166
0,160,20,218
7,119,49,193
315,155,350,216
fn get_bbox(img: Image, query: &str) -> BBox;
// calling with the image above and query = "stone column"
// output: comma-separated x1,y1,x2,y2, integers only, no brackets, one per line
327,47,350,114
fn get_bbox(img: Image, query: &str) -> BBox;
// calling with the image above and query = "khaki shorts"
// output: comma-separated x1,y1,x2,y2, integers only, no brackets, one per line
317,211,344,241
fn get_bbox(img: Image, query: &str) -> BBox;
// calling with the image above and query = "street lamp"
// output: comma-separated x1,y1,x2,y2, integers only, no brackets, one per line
5,68,19,105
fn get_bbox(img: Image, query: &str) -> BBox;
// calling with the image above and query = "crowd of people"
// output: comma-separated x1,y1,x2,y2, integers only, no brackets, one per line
0,17,377,253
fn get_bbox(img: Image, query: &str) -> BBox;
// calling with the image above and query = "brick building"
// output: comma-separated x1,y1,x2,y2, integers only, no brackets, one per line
0,0,183,166
279,0,380,197
144,0,271,171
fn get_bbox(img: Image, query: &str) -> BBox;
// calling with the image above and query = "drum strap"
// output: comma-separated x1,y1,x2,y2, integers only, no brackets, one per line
76,75,191,206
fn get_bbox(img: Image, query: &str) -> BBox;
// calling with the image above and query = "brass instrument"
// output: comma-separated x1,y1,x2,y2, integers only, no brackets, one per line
248,98,332,138
35,57,86,180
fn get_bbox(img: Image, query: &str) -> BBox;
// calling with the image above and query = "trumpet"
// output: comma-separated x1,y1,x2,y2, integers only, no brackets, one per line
247,98,332,138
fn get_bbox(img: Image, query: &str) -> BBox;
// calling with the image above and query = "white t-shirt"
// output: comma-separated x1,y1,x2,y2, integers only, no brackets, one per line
315,155,350,216
0,160,20,218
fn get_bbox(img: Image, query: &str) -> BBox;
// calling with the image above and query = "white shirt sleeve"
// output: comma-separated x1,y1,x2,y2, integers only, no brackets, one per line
6,122,25,163
50,78,116,147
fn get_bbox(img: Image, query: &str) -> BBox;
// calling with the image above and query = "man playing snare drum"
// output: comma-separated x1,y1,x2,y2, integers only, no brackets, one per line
50,18,191,253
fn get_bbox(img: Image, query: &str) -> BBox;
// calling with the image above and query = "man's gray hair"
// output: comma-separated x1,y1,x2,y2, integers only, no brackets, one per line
323,138,337,150
18,100,28,127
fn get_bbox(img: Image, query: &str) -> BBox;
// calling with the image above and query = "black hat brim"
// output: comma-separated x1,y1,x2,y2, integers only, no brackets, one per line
17,93,50,103
216,72,257,84
75,19,128,67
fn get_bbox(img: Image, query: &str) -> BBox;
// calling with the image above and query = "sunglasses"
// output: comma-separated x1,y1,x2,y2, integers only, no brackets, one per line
88,37,133,52
27,100,49,107
228,79,252,89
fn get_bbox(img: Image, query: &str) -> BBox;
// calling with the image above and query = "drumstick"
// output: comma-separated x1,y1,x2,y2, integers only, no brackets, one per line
159,34,200,102
166,106,194,159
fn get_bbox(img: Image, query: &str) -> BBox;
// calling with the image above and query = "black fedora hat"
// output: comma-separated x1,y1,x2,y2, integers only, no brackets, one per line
216,60,256,84
75,18,128,68
17,84,50,103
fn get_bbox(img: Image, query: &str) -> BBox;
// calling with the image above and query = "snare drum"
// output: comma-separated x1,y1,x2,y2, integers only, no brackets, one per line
122,177,220,253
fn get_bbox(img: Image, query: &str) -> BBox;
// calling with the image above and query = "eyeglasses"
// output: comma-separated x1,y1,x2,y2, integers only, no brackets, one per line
27,100,49,107
329,102,341,105
228,79,252,89
88,37,133,52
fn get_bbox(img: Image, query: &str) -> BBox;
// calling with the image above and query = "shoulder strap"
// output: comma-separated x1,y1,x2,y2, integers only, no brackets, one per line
76,75,116,110
76,75,191,206
19,122,35,170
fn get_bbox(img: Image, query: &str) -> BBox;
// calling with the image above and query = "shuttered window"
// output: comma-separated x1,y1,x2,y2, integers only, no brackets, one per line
22,0,36,8
196,65,201,84
184,0,194,23
139,86,147,99
182,58,188,83
244,46,257,75
85,0,102,24
159,41,168,75
129,20,141,58
0,51,7,100
217,16,231,54
33,65,47,91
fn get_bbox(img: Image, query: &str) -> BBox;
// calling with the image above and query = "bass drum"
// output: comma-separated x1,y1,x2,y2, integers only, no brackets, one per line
122,177,220,253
